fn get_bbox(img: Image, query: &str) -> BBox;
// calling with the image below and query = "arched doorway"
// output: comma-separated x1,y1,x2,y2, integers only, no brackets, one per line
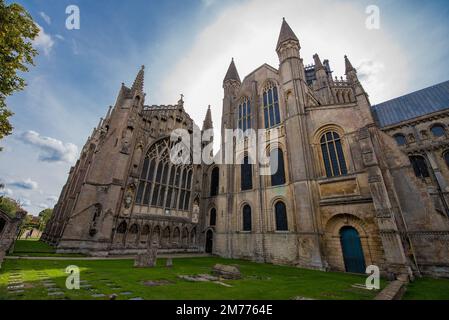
340,226,366,274
205,230,213,254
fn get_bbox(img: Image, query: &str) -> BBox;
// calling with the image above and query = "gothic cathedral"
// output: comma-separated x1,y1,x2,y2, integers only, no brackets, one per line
42,19,449,279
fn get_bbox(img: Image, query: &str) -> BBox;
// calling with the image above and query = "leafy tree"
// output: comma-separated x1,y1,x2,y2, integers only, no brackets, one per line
38,208,53,231
0,195,22,217
0,0,39,147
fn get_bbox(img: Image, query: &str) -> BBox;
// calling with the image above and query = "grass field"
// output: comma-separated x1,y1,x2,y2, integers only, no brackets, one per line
3,240,448,300
0,256,383,300
10,240,84,257
403,277,449,300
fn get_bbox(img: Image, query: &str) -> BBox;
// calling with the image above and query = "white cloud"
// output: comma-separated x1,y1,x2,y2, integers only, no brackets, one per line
46,195,59,203
20,198,32,208
38,203,50,209
8,178,39,190
157,0,410,148
18,130,79,164
39,11,51,25
33,23,55,56
0,188,14,196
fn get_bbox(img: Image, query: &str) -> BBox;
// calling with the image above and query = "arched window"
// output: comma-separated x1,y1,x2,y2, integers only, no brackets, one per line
162,227,170,245
129,224,139,234
242,205,252,231
141,225,150,236
210,208,217,226
393,134,406,146
238,97,251,132
190,227,197,244
173,227,181,244
409,155,430,178
182,228,189,245
117,221,127,234
241,156,253,190
135,138,193,210
270,148,286,186
210,167,219,196
431,125,446,137
152,226,161,243
263,83,281,128
275,201,288,231
320,131,348,178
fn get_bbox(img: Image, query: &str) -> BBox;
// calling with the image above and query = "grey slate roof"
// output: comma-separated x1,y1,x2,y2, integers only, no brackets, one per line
371,80,449,128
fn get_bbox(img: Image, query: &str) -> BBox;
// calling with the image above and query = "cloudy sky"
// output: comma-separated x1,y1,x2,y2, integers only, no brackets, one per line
1,0,448,215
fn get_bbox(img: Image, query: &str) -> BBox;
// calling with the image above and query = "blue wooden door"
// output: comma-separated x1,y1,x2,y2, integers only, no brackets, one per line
340,227,366,274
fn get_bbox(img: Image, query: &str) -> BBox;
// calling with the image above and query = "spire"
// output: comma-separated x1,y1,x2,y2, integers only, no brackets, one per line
276,18,299,51
131,65,145,93
223,58,241,83
313,54,324,71
177,93,184,110
344,55,356,74
202,105,213,130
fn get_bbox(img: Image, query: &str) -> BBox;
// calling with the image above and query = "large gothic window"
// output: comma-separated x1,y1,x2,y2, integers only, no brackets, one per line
263,83,281,128
242,205,252,231
135,138,193,211
210,167,219,197
409,155,430,178
210,208,217,226
238,97,251,132
270,148,286,186
320,131,348,178
275,201,288,231
241,156,253,191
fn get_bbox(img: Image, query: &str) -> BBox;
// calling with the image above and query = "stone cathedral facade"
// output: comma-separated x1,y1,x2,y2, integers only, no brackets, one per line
42,19,449,278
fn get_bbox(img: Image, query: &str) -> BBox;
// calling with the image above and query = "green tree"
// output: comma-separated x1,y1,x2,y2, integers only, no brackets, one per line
38,208,53,231
0,195,22,217
0,0,39,147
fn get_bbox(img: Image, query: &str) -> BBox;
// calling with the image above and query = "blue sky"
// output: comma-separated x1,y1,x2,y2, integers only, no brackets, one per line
1,0,448,215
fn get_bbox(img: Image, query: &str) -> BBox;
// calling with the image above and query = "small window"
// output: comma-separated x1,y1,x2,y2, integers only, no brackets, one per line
393,134,406,146
431,125,445,137
241,156,253,191
210,208,217,226
275,201,288,231
210,167,219,196
409,155,430,178
238,97,251,132
270,148,286,186
242,205,252,231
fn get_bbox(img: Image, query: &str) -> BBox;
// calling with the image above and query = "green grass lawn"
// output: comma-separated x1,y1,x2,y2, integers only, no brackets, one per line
0,257,383,300
9,240,84,257
403,277,449,300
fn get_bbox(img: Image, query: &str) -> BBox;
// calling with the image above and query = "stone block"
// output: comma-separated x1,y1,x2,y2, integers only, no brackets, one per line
212,264,242,280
